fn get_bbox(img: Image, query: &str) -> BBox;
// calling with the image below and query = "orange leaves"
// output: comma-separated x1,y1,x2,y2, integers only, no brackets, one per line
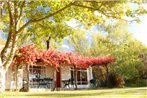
86,56,115,66
15,45,115,69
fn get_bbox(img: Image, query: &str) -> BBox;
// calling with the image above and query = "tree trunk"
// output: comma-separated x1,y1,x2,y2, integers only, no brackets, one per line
0,66,6,92
0,46,17,92
0,32,18,92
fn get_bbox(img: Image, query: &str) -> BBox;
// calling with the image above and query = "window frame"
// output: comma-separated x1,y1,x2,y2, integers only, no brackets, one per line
71,67,88,85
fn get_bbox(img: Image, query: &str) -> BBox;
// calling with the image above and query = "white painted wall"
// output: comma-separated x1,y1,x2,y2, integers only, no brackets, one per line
61,66,71,80
46,65,55,79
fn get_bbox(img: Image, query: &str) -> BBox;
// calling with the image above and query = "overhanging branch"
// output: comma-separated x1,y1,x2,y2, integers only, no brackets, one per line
17,2,74,33
72,3,135,22
16,19,32,34
7,1,13,28
18,0,25,19
72,3,112,18
31,2,74,22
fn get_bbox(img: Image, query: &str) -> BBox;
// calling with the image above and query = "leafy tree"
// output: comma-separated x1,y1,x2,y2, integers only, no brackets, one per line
0,0,146,91
104,21,146,81
68,20,147,86
68,28,90,55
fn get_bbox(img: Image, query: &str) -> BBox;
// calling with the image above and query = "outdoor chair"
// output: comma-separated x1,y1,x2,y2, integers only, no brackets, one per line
90,79,97,88
63,79,70,88
63,78,75,88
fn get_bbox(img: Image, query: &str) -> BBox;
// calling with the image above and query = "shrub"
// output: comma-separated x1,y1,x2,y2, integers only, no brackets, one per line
107,72,125,88
125,79,147,87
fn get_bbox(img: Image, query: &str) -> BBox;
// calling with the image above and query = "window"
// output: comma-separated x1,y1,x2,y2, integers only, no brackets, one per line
71,68,88,85
29,66,46,79
29,66,53,88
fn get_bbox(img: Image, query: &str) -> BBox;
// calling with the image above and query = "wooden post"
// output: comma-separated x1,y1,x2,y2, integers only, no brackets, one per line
56,67,61,89
74,66,78,90
105,64,109,87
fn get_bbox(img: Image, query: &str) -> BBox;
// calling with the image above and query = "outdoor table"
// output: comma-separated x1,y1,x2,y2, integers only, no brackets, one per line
32,78,53,88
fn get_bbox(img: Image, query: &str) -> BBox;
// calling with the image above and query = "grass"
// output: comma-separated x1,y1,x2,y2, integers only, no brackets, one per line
0,87,147,98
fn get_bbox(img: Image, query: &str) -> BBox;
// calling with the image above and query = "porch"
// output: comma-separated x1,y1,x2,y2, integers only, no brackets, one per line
6,65,93,91
5,62,108,91
27,65,93,90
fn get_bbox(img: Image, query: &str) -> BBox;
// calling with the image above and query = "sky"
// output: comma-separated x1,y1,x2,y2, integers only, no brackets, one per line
128,14,147,46
127,3,147,46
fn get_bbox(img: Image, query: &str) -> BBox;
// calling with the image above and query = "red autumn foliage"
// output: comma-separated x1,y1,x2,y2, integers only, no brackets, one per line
15,45,115,68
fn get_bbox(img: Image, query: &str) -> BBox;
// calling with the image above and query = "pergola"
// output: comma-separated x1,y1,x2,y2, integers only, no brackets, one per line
14,45,115,90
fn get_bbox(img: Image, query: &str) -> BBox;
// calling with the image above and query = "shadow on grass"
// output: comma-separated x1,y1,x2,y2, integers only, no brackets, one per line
3,92,112,97
24,92,111,97
25,89,146,97
2,88,146,97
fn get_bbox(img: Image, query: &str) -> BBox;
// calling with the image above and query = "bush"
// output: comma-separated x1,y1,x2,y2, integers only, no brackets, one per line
137,79,147,87
125,79,147,87
107,73,125,88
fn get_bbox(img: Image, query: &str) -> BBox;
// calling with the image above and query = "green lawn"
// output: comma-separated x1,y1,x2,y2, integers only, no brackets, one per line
0,87,147,98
